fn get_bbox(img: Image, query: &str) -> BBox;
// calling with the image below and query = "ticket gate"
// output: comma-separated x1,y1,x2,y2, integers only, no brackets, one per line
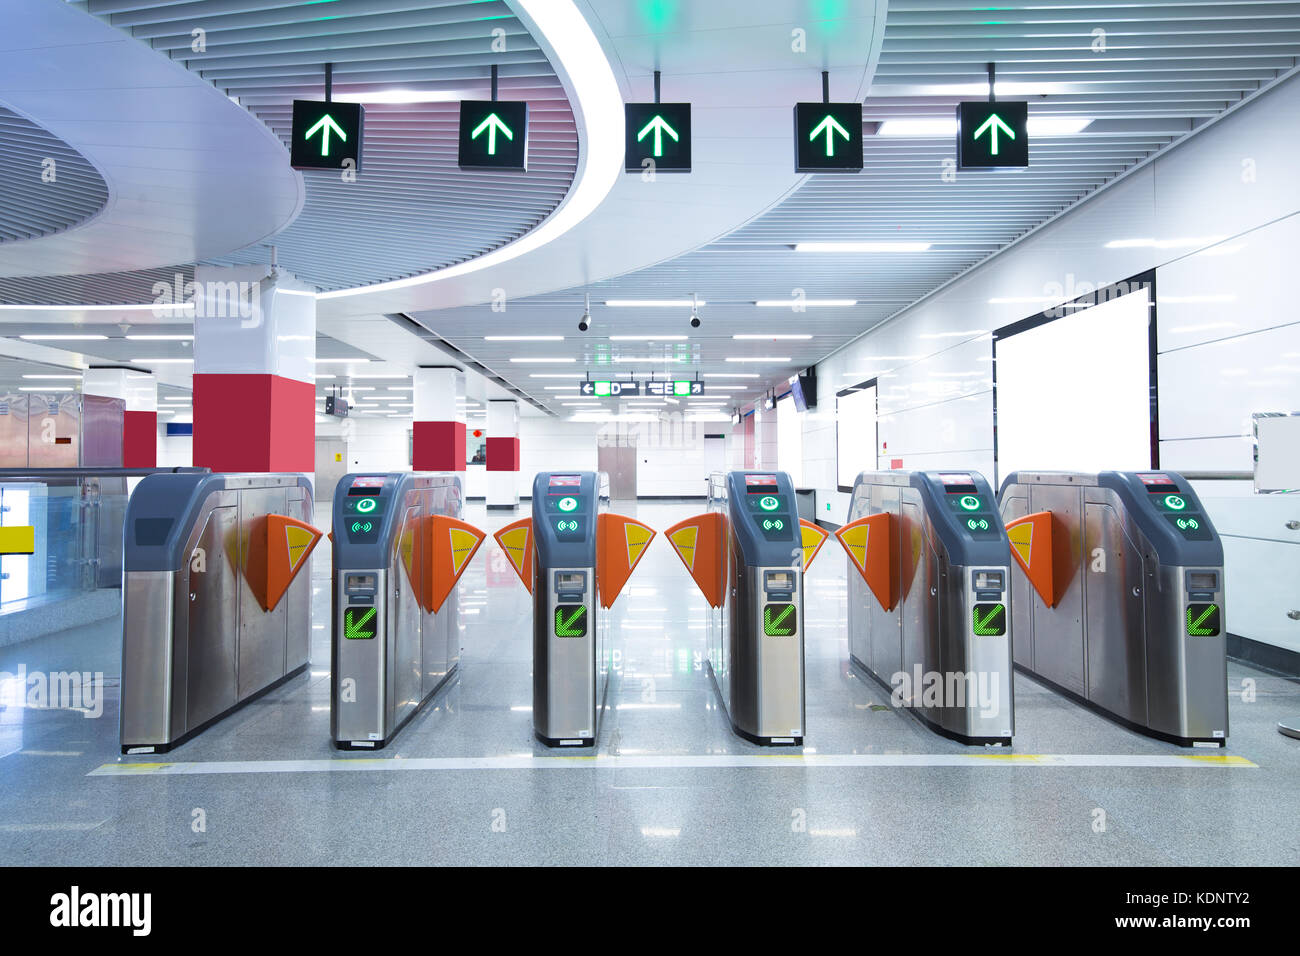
121,473,322,753
834,471,1015,745
667,471,829,746
331,473,486,749
998,470,1228,746
494,472,655,747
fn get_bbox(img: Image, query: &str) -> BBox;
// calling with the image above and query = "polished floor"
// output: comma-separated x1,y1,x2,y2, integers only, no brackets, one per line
1,500,1297,866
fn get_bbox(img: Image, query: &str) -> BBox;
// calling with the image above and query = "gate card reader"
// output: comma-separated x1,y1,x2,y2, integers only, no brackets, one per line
834,470,1015,746
998,470,1227,746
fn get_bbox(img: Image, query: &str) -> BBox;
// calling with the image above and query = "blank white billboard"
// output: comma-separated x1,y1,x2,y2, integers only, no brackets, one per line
836,383,877,488
996,286,1153,482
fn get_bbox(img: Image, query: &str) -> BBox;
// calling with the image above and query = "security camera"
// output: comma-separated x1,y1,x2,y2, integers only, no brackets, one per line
578,313,590,332
690,313,701,328
689,292,701,328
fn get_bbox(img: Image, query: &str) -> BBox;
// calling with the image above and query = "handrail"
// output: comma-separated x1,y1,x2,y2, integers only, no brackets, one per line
0,467,209,480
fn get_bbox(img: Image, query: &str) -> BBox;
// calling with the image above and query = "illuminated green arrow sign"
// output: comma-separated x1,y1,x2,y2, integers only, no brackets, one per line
304,113,346,157
555,605,587,637
290,100,363,170
809,114,850,157
344,606,377,640
637,114,679,157
763,603,796,637
471,112,514,155
972,112,1015,156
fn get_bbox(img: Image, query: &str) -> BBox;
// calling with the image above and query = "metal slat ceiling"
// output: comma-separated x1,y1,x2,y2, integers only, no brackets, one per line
419,0,1300,416
0,106,109,244
36,0,577,296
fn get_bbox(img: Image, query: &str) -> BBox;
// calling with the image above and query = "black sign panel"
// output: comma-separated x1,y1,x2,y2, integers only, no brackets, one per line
793,102,863,173
956,101,1029,169
645,380,704,396
458,100,529,170
624,103,692,172
580,381,640,397
290,100,363,170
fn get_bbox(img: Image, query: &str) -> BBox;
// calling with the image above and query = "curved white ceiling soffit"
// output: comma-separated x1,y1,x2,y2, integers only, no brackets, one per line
0,0,302,279
315,0,887,325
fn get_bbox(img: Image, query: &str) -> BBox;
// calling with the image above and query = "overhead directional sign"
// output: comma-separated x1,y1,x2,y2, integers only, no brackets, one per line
459,100,529,170
794,102,863,173
956,101,1029,169
581,380,641,397
645,380,704,397
624,102,692,172
290,100,364,170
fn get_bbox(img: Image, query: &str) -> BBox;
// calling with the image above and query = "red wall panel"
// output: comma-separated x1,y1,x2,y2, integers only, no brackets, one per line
412,420,466,471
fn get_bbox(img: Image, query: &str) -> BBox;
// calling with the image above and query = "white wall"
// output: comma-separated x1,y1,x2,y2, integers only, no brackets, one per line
801,71,1300,650
156,418,191,468
808,73,1300,505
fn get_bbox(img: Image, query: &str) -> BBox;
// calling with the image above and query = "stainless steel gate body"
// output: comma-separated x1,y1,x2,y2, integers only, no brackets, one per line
998,470,1228,745
707,471,805,746
121,473,315,753
844,471,1014,745
332,473,469,749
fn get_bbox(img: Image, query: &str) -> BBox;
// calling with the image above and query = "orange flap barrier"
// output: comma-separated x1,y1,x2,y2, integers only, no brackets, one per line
596,513,656,608
664,512,726,608
493,517,534,593
798,519,830,571
245,514,324,612
1005,511,1056,608
834,513,895,611
426,515,487,613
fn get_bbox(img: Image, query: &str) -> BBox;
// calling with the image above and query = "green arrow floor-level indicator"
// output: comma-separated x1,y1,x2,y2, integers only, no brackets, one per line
972,603,1007,636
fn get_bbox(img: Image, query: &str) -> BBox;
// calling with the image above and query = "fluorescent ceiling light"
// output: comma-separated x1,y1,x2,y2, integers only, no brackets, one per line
608,335,689,341
529,374,585,379
708,373,760,378
131,358,193,364
509,357,575,363
1104,236,1226,250
343,386,374,392
795,242,930,253
316,0,621,305
19,334,107,341
485,335,565,341
19,386,73,391
125,334,193,341
22,374,81,380
543,385,579,390
754,299,855,307
877,117,1091,136
350,374,409,379
612,356,688,363
725,357,790,363
732,334,812,340
0,303,193,312
330,89,465,104
314,358,370,364
604,300,705,308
